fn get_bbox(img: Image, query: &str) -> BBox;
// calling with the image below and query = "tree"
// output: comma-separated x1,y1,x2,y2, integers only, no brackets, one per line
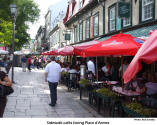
0,0,40,50
0,18,19,46
14,0,40,49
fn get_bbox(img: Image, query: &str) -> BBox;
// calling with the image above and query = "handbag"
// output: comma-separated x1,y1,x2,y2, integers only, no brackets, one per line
0,84,14,96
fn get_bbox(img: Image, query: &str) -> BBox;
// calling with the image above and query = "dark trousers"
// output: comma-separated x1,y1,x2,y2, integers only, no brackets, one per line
28,63,31,71
48,82,58,105
0,97,7,118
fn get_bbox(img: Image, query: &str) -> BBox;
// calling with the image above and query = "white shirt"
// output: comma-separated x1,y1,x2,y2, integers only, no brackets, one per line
102,66,107,73
61,68,67,72
45,61,61,83
68,69,77,74
87,60,95,75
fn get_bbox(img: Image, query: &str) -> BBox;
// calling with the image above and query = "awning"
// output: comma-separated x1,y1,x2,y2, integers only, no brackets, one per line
99,24,157,41
125,24,157,38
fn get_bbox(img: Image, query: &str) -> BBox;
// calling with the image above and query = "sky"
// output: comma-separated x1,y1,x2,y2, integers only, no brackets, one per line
27,0,63,39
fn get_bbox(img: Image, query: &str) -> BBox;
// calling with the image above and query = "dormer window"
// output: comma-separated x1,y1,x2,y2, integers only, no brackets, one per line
69,3,73,17
79,0,83,9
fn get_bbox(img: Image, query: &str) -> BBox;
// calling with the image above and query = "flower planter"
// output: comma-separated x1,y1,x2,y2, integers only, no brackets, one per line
122,105,144,117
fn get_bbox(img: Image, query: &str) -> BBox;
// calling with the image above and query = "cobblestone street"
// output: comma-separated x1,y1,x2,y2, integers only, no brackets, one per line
4,68,101,118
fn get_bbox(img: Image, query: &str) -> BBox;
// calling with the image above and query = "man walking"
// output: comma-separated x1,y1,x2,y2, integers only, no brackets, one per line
45,56,61,107
21,56,27,72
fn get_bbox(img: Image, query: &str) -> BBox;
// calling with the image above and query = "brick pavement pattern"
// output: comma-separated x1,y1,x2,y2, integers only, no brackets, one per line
3,68,101,118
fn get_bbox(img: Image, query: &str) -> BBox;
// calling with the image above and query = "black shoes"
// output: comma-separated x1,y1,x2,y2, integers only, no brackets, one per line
49,103,55,107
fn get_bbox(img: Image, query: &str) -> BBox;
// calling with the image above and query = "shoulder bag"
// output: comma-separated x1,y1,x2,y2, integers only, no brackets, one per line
0,84,14,97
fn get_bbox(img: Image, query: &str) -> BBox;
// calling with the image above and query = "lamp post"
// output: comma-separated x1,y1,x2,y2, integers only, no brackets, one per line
10,4,17,83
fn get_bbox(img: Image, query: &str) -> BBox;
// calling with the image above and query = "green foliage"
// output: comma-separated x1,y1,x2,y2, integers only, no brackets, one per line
0,0,40,50
61,71,68,76
124,102,157,117
96,88,119,101
0,18,15,45
79,79,90,86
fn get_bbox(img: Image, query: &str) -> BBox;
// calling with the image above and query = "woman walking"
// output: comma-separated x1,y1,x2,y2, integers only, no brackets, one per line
0,68,12,117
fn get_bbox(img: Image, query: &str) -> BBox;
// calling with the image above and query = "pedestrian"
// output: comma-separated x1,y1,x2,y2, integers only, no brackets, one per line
21,56,27,72
5,57,12,74
45,56,61,107
0,69,12,117
34,56,37,68
27,56,32,72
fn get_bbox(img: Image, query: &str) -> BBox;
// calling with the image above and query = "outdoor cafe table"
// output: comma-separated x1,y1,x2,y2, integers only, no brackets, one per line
112,86,141,96
112,86,141,102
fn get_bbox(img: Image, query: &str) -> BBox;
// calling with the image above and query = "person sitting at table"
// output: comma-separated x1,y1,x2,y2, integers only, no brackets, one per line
68,65,78,89
145,73,157,95
68,65,77,74
61,63,67,72
124,75,146,94
101,62,111,81
119,60,129,78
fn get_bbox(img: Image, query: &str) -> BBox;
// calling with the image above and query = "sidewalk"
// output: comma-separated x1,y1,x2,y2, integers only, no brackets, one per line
4,68,102,118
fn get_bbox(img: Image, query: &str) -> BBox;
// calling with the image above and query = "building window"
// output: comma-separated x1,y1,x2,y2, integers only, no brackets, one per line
109,5,116,32
93,13,99,37
79,0,83,9
74,26,77,42
74,25,79,42
123,18,131,27
85,18,90,39
142,0,154,21
69,3,72,17
79,22,83,41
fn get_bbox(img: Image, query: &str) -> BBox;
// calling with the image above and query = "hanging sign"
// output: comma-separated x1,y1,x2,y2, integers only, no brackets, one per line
118,2,130,18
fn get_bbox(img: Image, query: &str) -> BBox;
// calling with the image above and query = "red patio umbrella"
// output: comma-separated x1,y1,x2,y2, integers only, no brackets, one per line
73,40,101,56
123,30,157,83
41,50,58,55
58,46,74,56
41,51,49,55
48,50,59,55
76,33,144,57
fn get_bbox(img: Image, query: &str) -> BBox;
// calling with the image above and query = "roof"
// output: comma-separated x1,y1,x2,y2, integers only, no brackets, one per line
63,0,93,24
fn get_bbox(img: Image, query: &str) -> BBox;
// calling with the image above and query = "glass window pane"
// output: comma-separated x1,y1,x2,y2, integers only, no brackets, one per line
142,0,154,21
109,6,116,31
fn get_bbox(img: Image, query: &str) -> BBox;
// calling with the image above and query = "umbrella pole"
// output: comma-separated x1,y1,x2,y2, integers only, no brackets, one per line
96,57,98,82
121,56,124,89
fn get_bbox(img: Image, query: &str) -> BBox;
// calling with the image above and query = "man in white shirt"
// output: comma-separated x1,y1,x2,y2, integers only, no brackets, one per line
87,58,95,75
45,56,61,106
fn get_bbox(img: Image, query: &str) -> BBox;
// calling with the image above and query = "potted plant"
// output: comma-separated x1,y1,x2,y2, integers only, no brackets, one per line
96,88,119,101
123,102,157,117
79,79,91,88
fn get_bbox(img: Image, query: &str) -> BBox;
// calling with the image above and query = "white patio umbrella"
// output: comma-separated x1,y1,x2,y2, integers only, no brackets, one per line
0,50,9,55
14,51,24,55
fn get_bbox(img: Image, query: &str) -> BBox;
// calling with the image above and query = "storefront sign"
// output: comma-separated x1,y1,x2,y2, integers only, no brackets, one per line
0,46,6,50
118,2,130,18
